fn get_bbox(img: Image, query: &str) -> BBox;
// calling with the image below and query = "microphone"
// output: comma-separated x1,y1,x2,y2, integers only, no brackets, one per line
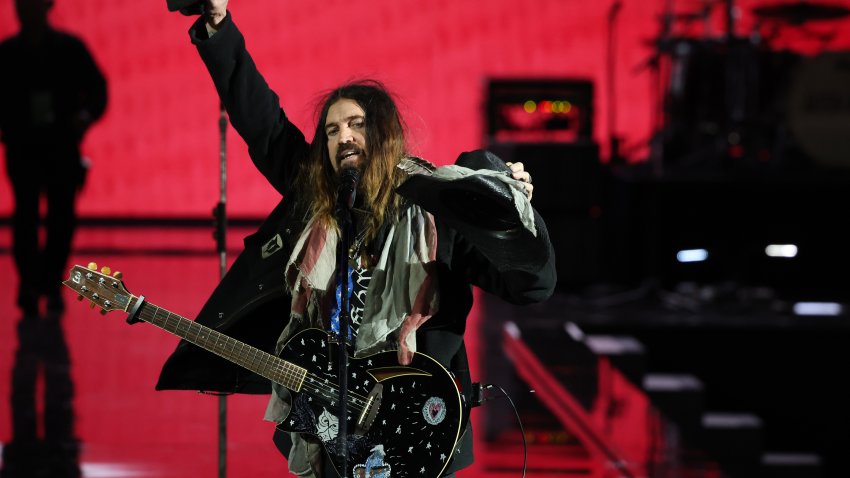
166,0,205,16
337,167,361,211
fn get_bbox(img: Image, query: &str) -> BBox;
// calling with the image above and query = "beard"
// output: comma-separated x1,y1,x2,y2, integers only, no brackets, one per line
336,144,367,172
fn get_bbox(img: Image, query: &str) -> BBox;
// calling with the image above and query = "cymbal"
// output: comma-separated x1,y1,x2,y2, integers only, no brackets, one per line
753,1,850,24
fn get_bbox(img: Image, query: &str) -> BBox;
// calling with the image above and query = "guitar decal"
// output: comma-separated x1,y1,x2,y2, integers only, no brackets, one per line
354,445,391,478
317,408,339,442
423,397,447,426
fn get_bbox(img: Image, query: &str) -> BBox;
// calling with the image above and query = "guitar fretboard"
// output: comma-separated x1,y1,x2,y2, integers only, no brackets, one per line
128,296,306,391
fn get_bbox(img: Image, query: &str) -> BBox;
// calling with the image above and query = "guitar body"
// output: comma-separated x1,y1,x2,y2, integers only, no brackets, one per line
275,329,464,478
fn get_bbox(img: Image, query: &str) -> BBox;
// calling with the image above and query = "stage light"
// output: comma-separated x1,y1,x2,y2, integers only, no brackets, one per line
564,321,585,341
82,462,149,477
504,321,521,338
551,100,571,113
765,244,798,258
523,100,536,113
676,248,708,263
792,302,843,316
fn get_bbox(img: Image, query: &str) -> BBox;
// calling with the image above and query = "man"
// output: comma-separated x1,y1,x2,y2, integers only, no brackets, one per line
0,0,108,318
156,1,556,477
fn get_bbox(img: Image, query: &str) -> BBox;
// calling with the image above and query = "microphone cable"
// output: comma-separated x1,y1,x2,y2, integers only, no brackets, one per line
476,383,529,478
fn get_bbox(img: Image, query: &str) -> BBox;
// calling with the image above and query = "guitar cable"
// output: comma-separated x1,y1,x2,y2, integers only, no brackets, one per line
473,383,528,478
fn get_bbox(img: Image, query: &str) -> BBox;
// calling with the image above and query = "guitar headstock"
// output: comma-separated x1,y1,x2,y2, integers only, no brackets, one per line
62,263,133,314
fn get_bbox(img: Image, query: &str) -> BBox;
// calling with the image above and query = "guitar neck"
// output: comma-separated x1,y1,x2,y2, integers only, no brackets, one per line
126,296,305,391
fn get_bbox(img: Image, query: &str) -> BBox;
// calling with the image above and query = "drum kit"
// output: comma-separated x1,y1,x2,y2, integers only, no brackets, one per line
648,0,850,171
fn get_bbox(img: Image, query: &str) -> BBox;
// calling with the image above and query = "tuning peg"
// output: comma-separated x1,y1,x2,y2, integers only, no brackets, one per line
87,262,98,271
77,295,84,301
100,309,108,315
113,271,123,279
89,302,96,309
101,266,111,276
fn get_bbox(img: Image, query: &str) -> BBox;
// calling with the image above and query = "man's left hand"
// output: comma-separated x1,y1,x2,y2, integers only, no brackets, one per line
506,162,533,201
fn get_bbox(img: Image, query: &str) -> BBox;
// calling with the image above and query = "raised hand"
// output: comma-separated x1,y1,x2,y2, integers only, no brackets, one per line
505,162,534,201
205,0,228,28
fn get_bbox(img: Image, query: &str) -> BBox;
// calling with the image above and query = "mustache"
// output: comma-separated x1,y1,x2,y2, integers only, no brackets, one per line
336,144,365,161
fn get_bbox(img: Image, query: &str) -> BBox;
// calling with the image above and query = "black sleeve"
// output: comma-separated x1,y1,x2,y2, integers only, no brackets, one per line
188,13,310,196
439,212,557,305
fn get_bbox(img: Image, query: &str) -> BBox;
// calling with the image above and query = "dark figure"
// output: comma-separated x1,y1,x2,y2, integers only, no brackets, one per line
0,0,107,317
0,315,79,478
156,1,555,477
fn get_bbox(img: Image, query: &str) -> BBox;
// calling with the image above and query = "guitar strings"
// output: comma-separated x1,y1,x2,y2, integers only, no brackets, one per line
137,304,375,416
294,371,372,413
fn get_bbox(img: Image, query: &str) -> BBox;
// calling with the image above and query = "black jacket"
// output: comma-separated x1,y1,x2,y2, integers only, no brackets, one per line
155,12,556,473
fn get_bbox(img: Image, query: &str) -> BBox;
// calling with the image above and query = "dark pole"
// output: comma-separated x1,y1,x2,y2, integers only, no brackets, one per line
650,0,675,177
725,0,735,41
213,101,229,478
606,0,623,164
173,3,228,476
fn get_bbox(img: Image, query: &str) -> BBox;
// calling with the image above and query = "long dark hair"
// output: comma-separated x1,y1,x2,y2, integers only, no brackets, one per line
304,80,408,243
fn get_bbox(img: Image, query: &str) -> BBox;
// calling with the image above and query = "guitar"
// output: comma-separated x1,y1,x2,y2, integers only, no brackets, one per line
63,263,465,478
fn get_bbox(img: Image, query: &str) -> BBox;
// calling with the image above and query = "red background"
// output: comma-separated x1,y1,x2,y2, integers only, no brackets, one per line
3,2,850,475
2,0,850,218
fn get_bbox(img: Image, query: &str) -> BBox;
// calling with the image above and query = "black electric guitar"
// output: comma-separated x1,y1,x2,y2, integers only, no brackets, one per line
63,263,465,478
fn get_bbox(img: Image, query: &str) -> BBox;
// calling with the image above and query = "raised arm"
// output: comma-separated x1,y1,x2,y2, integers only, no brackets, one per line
187,0,309,195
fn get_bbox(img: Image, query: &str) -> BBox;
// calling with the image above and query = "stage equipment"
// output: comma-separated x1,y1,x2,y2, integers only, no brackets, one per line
641,0,850,173
601,167,850,302
786,51,850,169
607,0,624,163
752,1,850,24
485,79,593,144
485,78,603,290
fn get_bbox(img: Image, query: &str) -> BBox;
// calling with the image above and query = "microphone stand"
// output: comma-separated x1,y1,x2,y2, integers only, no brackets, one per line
173,5,227,477
335,201,354,477
213,101,228,478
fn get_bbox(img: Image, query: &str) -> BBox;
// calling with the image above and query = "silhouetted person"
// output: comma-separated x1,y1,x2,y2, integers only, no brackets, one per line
1,314,80,478
0,0,107,317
